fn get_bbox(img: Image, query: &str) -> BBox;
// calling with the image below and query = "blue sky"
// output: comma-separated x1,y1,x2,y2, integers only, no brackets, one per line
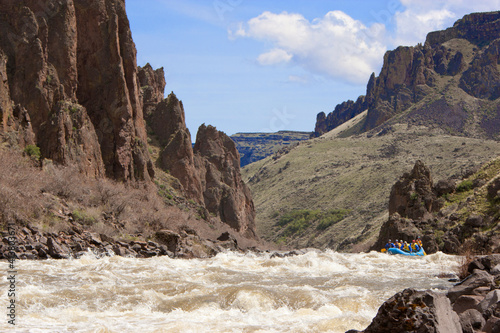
126,0,499,138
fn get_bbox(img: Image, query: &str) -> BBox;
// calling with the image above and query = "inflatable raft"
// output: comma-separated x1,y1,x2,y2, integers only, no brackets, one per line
387,247,426,256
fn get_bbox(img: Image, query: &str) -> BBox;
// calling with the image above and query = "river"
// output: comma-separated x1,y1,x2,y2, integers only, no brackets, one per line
0,250,461,332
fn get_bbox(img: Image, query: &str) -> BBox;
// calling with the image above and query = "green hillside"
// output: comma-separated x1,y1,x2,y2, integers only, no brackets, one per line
243,124,500,251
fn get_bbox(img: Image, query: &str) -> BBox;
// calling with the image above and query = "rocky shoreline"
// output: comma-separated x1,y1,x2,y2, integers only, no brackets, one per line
0,224,255,260
349,254,500,333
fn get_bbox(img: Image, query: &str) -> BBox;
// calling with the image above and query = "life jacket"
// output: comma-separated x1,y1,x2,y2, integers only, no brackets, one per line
417,239,423,246
412,243,419,251
403,243,410,252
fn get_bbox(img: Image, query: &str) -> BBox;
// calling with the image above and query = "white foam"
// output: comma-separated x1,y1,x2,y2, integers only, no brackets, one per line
1,250,461,332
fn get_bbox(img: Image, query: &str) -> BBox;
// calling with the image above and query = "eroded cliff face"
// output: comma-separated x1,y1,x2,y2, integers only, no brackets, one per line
194,124,256,239
315,11,500,138
0,0,153,180
139,78,257,239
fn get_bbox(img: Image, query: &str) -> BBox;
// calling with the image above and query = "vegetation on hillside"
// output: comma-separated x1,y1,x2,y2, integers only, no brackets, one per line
243,125,500,251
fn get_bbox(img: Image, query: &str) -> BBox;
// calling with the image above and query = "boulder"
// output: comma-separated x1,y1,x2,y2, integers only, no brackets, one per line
459,309,486,333
483,317,500,333
452,295,483,315
468,255,500,275
447,270,495,303
47,237,69,259
155,230,180,254
487,178,500,200
479,290,500,314
363,288,461,333
465,214,486,228
434,179,456,197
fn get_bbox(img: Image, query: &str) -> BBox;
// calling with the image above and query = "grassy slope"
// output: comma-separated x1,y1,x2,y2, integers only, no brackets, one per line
243,124,500,251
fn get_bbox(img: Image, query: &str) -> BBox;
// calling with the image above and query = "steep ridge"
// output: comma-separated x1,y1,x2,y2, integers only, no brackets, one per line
0,0,260,258
315,11,500,139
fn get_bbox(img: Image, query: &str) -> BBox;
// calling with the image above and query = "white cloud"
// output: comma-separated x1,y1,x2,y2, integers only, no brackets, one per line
394,0,500,46
257,48,292,65
231,3,500,84
231,11,387,84
288,75,309,84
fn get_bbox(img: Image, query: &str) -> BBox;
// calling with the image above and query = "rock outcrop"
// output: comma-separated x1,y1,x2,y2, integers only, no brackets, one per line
314,11,500,139
138,63,166,117
0,1,258,251
313,96,366,137
137,82,257,239
194,124,256,238
373,156,500,255
0,0,153,180
389,160,442,220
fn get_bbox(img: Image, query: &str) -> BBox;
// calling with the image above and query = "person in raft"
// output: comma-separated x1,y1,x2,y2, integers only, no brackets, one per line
402,241,412,253
411,240,421,252
385,239,394,250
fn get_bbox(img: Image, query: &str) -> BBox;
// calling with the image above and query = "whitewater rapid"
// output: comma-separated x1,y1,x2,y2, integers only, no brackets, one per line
0,250,461,332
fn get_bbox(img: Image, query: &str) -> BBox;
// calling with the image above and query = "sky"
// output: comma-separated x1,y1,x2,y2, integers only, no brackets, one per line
125,0,500,138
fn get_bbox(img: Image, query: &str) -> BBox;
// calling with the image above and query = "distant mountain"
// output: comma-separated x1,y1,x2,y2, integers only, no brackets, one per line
231,131,312,167
244,11,500,251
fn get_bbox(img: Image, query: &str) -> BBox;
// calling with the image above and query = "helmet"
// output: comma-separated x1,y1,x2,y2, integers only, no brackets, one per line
412,240,415,243
395,239,399,242
388,239,391,242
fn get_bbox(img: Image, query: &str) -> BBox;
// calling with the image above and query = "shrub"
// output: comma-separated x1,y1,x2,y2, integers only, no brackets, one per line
72,209,97,225
456,179,473,193
24,144,41,160
317,209,350,230
277,208,349,234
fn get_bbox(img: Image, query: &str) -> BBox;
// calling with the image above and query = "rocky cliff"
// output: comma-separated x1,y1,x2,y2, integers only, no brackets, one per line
0,0,156,180
137,80,257,239
0,0,259,256
315,11,500,139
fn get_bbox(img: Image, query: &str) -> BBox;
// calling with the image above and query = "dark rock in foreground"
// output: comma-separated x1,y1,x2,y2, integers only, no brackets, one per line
352,254,500,333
